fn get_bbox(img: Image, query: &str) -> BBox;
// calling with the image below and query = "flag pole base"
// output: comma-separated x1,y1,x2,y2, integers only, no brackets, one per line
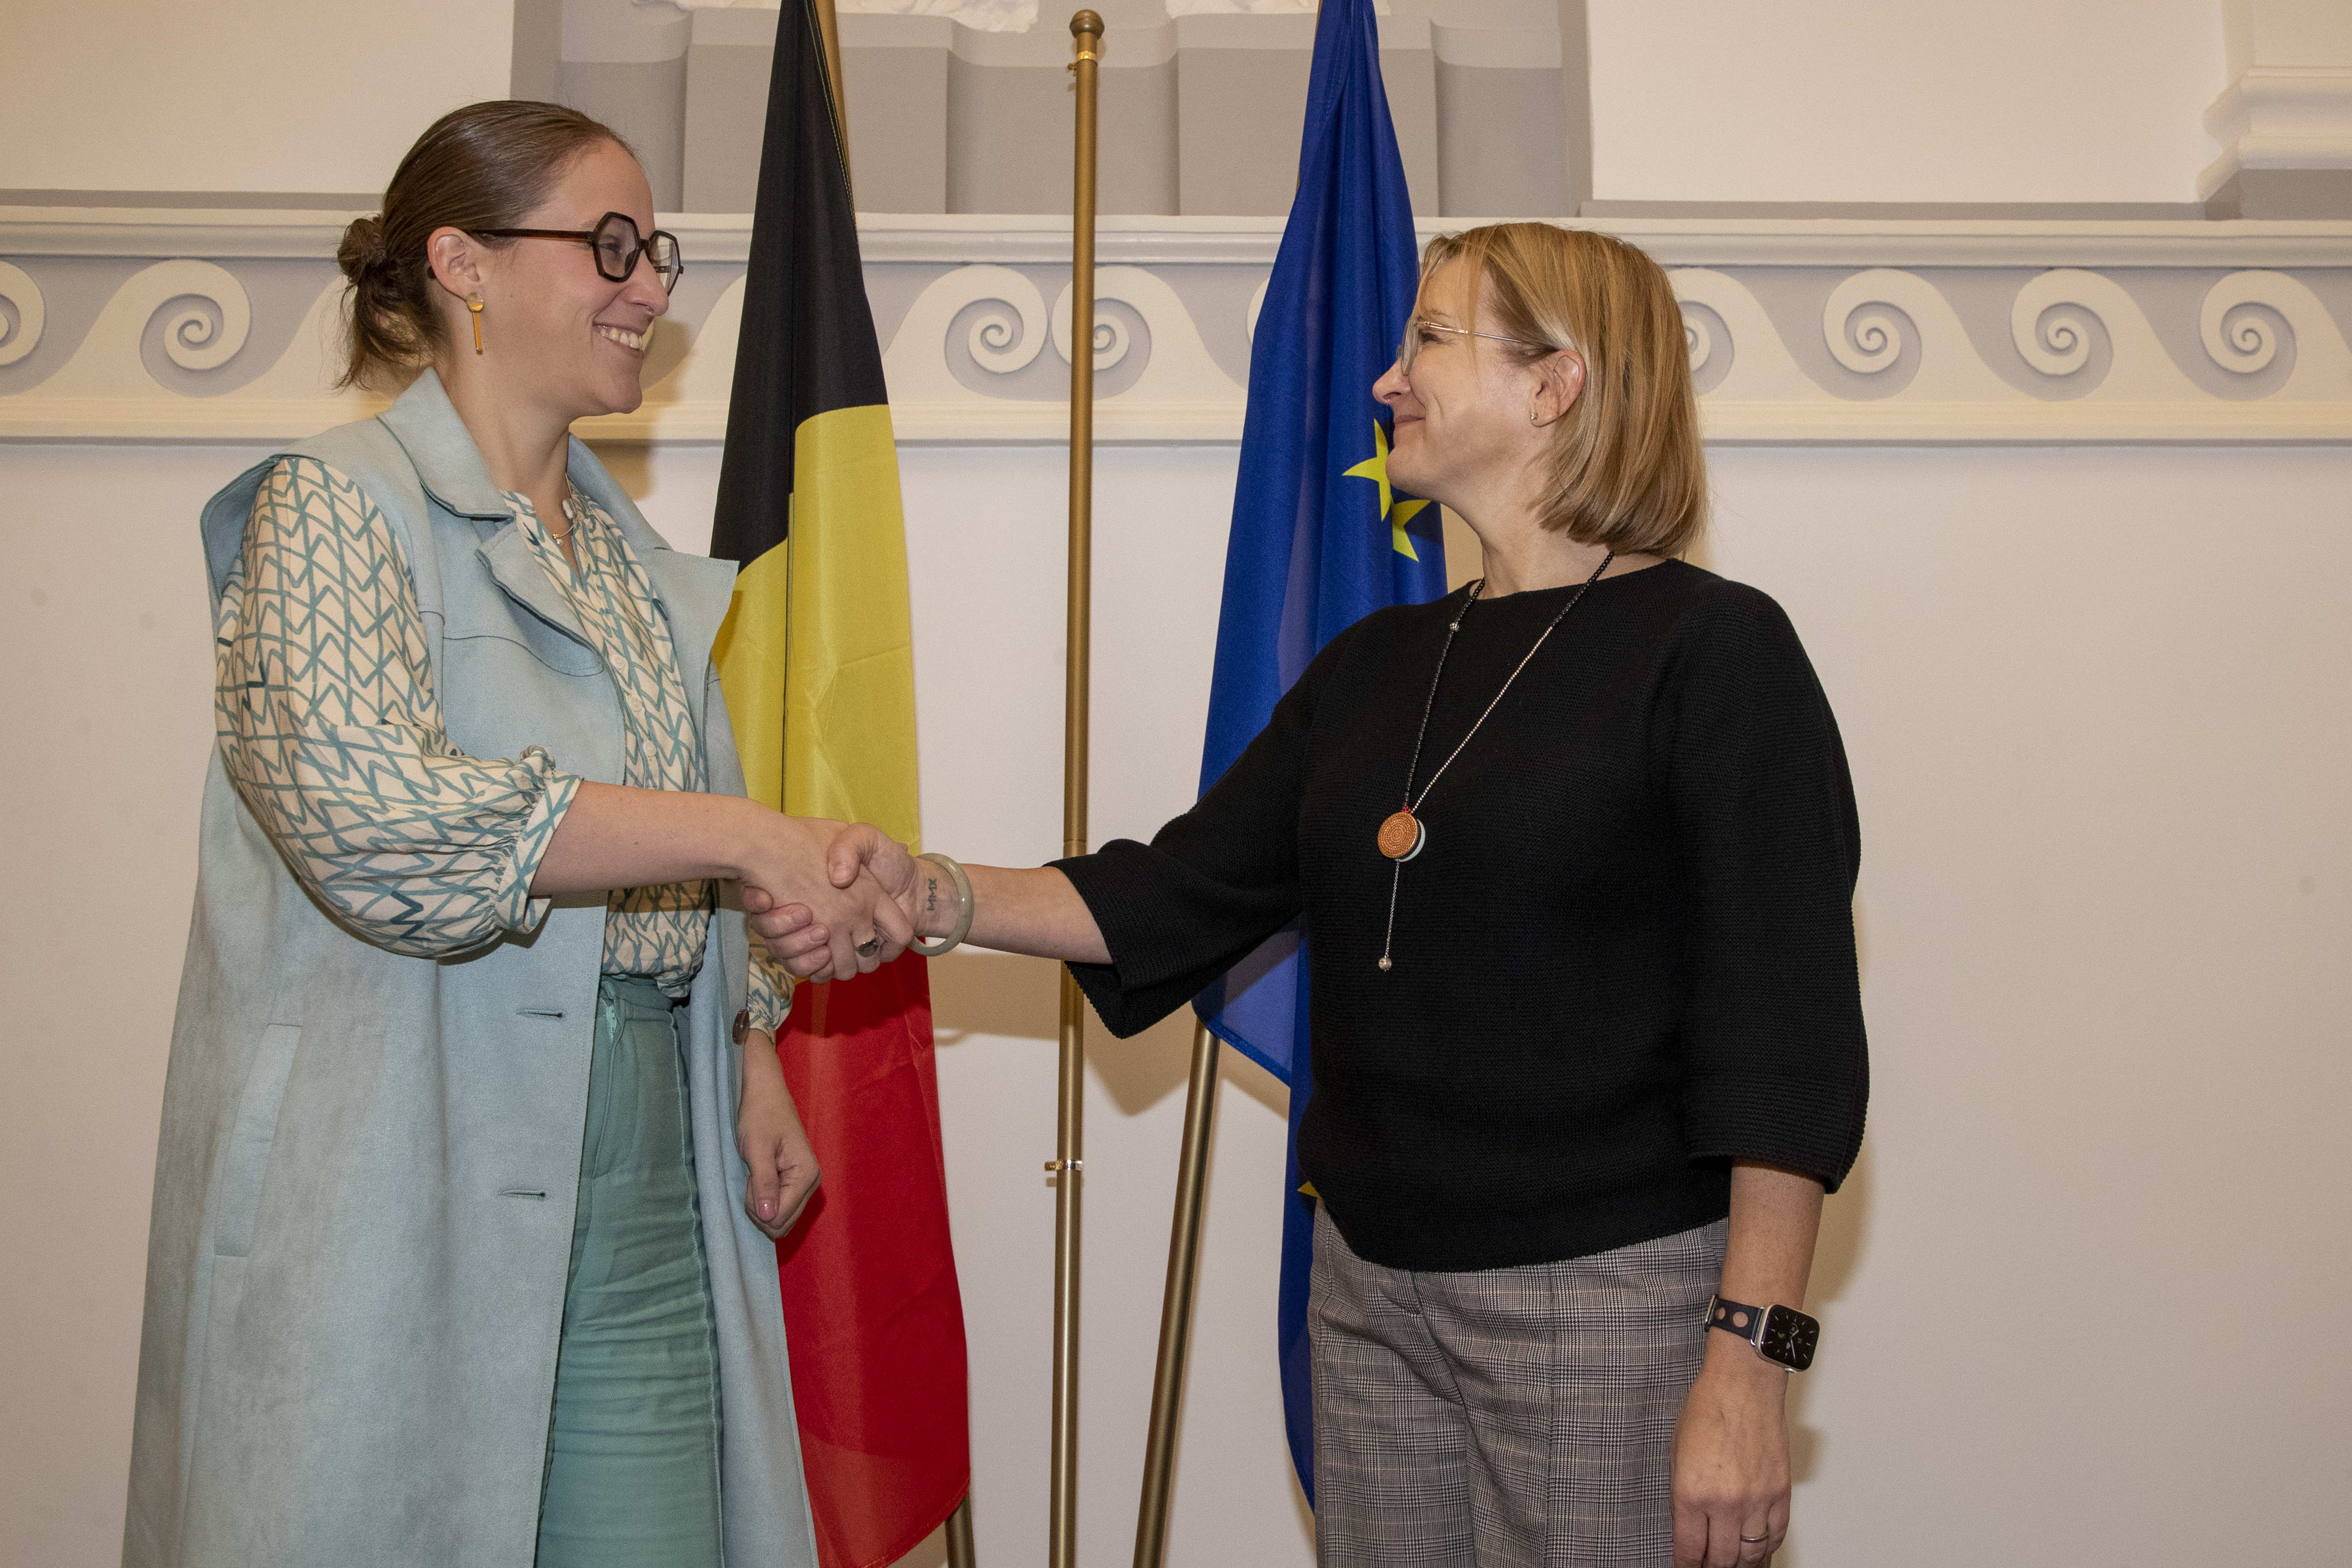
1132,1018,1222,1568
945,1494,977,1568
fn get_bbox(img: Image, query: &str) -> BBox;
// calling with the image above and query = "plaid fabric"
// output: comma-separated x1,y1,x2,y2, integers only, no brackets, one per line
1309,1206,1729,1567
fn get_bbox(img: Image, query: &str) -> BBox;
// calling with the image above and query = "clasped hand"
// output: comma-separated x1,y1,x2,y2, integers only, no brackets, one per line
739,817,916,980
743,823,919,980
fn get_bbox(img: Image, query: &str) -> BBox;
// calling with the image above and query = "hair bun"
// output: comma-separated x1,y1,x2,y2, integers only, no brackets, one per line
336,215,392,284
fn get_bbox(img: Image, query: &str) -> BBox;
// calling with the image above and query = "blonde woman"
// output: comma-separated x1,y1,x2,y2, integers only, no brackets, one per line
763,224,1867,1567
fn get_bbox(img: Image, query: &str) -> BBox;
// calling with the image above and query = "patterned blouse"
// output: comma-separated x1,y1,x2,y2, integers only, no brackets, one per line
215,456,790,1031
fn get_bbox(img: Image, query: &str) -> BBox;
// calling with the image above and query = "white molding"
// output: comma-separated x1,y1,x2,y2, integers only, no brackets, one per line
8,208,2352,268
0,261,43,367
4,213,2351,446
12,395,2345,448
2200,65,2352,198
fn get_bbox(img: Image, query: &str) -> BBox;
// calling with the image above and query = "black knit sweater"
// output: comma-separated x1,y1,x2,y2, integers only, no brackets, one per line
1055,559,1868,1272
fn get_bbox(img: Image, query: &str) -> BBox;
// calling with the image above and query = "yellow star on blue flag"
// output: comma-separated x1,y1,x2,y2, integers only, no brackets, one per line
1343,419,1433,560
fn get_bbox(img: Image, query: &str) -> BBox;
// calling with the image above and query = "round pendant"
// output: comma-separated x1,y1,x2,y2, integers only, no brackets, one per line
1376,810,1426,862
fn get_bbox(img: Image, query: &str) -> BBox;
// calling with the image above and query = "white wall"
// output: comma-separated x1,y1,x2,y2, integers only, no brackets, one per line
5,432,2348,1567
2225,0,2352,75
0,0,2252,207
0,0,515,193
1587,0,2232,204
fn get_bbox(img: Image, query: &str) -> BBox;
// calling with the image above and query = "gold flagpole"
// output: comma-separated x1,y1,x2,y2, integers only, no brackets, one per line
1050,13,1103,1568
809,3,981,1560
1131,1019,1221,1568
812,0,849,191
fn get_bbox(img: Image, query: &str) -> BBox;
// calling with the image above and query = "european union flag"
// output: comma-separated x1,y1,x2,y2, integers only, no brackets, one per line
1190,0,1445,1502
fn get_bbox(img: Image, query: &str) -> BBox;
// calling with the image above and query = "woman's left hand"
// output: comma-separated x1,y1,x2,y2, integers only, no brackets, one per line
735,1031,820,1241
1670,1347,1791,1566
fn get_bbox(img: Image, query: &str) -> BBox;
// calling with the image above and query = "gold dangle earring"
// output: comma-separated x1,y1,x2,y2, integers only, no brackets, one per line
468,294,485,355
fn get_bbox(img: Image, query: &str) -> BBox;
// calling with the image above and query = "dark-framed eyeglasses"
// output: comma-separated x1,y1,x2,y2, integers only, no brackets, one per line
1398,315,1549,373
471,211,684,294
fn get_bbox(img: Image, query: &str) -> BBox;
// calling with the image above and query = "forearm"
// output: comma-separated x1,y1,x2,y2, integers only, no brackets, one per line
919,863,1110,965
740,1027,781,1090
530,780,767,896
1670,1167,1820,1559
1703,1162,1825,1385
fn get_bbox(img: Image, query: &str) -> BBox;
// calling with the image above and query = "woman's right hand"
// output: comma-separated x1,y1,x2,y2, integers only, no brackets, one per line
745,825,925,980
749,826,1110,970
736,814,913,980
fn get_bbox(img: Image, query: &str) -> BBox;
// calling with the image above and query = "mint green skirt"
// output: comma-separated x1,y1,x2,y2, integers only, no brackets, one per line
536,976,725,1568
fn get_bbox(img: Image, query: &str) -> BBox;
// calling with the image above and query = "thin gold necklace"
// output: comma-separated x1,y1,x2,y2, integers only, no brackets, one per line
545,484,582,542
1375,551,1613,972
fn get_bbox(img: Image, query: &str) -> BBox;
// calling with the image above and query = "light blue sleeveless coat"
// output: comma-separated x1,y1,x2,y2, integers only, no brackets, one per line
123,370,821,1568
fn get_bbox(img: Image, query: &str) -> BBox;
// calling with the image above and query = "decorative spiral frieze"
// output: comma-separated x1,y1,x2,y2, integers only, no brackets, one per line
0,262,43,367
1830,270,2022,401
2201,271,2285,376
883,265,1051,404
24,259,255,406
1052,282,1130,372
104,261,251,375
3,218,2348,443
1667,268,1818,403
2009,271,2099,379
1680,308,1712,374
962,268,1049,375
2198,272,2352,401
2011,270,2222,402
1823,271,1912,377
151,270,252,372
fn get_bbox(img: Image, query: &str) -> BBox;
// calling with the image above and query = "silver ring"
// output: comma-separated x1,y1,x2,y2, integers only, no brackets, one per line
855,934,882,958
1740,1536,1769,1546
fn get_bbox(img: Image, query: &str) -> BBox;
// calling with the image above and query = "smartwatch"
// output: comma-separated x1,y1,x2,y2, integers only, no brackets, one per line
1707,1295,1819,1371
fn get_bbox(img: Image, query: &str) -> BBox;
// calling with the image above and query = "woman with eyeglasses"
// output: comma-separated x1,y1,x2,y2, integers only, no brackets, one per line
122,101,900,1568
761,223,1868,1568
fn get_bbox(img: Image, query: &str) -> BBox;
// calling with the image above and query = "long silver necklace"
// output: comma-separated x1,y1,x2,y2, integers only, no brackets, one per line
1376,551,1613,971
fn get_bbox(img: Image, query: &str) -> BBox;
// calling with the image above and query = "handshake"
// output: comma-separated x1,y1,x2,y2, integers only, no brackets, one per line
737,817,938,983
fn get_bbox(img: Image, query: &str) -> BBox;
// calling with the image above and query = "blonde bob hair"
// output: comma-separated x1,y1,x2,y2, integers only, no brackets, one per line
1418,223,1706,557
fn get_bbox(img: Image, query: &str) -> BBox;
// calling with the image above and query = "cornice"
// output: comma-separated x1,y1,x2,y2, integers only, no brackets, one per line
4,213,2349,445
5,208,2351,269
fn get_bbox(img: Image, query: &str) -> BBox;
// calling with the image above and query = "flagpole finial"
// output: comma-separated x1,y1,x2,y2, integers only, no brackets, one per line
1071,9,1103,41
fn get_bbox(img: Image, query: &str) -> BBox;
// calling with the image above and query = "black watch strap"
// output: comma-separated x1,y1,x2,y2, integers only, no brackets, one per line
1708,1295,1766,1343
1707,1295,1820,1371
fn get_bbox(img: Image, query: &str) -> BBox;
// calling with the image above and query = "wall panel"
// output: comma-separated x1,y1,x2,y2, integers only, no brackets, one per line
4,433,2348,1568
0,0,515,197
1585,0,2230,208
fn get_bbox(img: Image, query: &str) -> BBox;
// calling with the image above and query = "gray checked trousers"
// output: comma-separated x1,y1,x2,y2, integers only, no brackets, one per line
1308,1205,1729,1567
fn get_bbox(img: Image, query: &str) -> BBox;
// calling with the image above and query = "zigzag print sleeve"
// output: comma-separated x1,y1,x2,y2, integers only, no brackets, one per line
215,457,583,956
745,940,795,1035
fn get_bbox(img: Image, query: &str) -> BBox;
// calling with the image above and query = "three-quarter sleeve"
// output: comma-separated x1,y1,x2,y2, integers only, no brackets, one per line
1662,586,1869,1191
1054,629,1355,1037
215,457,583,956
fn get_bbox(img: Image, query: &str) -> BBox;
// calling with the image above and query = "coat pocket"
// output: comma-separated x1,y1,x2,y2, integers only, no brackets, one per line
213,1024,301,1258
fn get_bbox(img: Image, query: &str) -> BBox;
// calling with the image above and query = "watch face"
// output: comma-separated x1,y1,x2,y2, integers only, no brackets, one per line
1759,1306,1819,1370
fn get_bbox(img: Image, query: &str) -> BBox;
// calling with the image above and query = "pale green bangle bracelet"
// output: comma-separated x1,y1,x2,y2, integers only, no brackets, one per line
909,852,974,957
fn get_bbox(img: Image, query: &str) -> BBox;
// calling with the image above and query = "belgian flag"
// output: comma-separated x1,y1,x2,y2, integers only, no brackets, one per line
710,2,971,1563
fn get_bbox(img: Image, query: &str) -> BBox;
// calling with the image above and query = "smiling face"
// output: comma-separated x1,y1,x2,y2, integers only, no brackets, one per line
427,138,669,422
1374,258,1577,516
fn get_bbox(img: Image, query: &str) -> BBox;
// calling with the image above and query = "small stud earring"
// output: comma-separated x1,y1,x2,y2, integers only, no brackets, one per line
468,294,485,355
1529,405,1541,426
